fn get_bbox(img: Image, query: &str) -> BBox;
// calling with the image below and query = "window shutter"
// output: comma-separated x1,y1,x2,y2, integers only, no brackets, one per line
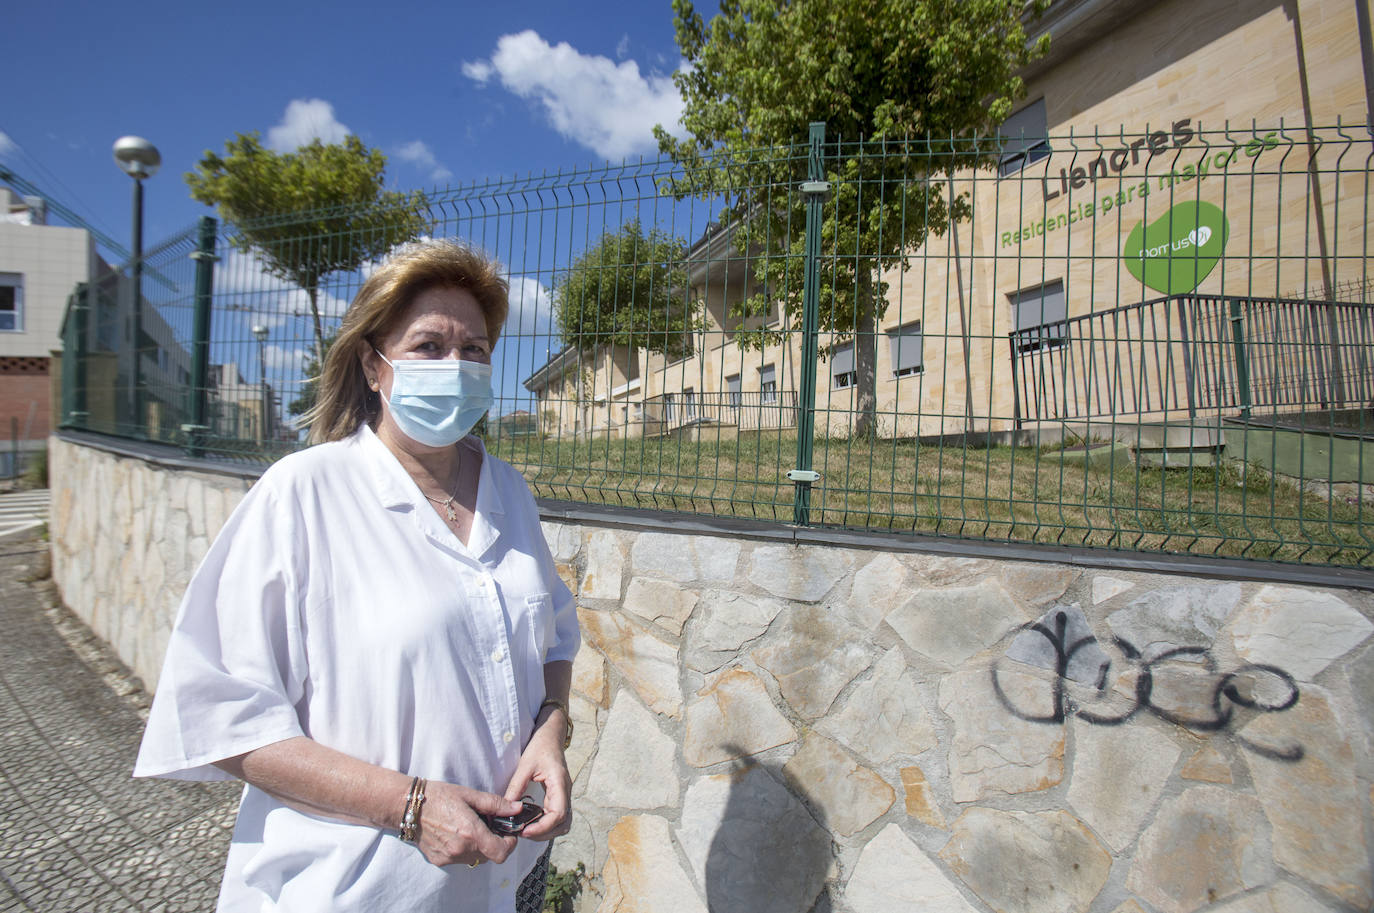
887,323,923,374
831,343,854,376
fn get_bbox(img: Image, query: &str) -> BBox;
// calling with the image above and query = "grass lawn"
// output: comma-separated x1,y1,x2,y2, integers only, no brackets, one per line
488,430,1374,568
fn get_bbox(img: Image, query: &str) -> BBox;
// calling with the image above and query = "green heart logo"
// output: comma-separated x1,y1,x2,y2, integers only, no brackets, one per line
1123,201,1229,294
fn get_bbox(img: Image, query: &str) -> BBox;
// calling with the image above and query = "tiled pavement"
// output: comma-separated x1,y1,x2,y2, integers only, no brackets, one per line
0,533,239,912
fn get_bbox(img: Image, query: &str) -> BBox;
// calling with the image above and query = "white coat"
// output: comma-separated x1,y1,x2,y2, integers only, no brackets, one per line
135,424,579,912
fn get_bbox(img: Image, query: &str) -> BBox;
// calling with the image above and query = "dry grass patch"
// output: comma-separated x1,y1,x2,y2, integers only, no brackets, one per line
489,431,1372,567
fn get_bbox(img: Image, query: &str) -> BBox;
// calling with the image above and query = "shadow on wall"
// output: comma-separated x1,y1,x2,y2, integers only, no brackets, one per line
700,745,835,913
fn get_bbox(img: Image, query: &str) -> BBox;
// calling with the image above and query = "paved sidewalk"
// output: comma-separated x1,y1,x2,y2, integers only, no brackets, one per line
0,533,239,912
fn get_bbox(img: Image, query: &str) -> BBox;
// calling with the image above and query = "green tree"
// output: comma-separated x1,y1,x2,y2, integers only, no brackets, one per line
555,220,699,359
656,0,1048,436
186,133,429,358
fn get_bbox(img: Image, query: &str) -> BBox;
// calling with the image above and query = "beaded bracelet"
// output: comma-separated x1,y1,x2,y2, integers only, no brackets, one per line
399,776,427,843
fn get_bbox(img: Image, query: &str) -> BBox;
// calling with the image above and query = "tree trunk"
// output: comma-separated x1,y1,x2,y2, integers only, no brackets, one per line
307,286,326,363
853,268,879,439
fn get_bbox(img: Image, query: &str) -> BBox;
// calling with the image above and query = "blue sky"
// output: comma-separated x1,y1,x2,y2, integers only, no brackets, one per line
3,0,693,416
3,0,687,241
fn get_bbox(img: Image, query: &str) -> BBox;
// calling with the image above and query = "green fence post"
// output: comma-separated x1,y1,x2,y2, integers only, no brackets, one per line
1229,297,1252,419
184,216,218,457
60,283,89,428
792,122,828,526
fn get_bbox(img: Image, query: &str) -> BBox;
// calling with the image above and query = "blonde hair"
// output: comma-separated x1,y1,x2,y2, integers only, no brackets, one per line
305,240,509,443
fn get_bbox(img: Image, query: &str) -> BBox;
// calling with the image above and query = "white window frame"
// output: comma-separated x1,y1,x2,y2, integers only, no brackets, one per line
0,273,23,333
887,321,924,378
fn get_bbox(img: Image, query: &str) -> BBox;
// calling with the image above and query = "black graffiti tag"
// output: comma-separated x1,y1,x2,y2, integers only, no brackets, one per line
990,610,1303,762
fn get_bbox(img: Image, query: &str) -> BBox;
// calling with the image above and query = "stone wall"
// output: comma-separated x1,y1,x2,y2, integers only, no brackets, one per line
552,527,1374,913
48,435,254,690
50,434,1374,912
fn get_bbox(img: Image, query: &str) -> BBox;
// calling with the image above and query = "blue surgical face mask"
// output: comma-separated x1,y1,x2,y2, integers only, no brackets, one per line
374,349,495,448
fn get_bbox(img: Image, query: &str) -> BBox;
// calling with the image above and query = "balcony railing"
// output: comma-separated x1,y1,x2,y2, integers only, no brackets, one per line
641,390,799,432
1010,294,1374,424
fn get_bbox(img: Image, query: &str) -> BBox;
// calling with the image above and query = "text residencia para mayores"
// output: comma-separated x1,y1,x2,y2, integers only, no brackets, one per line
1000,119,1280,249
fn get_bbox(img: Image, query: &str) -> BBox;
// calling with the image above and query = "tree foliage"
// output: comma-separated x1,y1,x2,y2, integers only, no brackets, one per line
555,220,699,360
186,133,429,356
655,0,1048,434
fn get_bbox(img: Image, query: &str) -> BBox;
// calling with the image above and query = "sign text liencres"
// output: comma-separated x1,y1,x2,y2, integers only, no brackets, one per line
999,120,1279,248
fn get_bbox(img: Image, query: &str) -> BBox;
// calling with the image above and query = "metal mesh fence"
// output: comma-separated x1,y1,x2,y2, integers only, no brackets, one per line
59,122,1374,567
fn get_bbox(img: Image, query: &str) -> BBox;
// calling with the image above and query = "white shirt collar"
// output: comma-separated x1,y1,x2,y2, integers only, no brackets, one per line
354,424,506,557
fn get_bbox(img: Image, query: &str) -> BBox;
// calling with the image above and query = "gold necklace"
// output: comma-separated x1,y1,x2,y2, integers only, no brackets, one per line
421,455,461,522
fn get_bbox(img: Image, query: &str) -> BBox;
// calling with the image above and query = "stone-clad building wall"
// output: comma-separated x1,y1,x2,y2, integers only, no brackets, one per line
50,434,1374,912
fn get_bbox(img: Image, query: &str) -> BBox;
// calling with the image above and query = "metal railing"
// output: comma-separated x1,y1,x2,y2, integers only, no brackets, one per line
1010,294,1374,423
57,122,1374,567
641,391,800,433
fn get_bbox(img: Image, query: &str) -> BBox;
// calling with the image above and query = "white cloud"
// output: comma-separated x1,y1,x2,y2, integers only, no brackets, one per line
267,99,351,152
263,342,308,378
616,34,630,60
395,140,453,183
462,60,494,83
463,30,685,160
504,274,555,338
0,131,16,159
214,247,352,330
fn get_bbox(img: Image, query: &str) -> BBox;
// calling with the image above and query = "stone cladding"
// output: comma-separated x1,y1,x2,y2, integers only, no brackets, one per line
49,435,1374,913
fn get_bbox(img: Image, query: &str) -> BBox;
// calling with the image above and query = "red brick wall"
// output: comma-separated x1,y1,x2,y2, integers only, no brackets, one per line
0,357,51,440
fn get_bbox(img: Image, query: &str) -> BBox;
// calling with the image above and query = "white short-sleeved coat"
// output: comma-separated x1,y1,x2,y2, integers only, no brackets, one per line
135,425,579,912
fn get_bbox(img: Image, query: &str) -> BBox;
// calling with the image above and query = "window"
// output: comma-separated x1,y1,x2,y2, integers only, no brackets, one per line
0,273,22,332
887,321,923,377
726,374,741,408
759,364,778,403
831,342,856,389
1009,280,1068,353
997,99,1050,177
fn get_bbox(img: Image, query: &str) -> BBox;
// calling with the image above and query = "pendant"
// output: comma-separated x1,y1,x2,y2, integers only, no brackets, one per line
445,499,457,522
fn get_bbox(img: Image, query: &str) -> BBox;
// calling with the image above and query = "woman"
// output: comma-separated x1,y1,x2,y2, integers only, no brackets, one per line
135,240,580,913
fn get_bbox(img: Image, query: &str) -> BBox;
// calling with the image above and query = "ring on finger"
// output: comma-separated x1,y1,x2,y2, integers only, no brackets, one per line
468,858,484,868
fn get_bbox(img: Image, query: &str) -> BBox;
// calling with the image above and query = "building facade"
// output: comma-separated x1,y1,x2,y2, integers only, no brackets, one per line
0,188,103,471
525,0,1371,444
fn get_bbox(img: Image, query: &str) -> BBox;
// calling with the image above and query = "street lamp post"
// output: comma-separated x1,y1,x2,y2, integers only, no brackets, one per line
113,136,160,435
252,324,270,444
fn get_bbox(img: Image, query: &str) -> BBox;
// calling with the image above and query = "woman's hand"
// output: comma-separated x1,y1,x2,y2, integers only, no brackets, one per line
503,707,573,841
416,782,522,868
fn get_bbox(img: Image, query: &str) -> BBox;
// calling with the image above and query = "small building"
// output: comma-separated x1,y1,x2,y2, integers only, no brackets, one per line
206,363,276,444
0,188,103,474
